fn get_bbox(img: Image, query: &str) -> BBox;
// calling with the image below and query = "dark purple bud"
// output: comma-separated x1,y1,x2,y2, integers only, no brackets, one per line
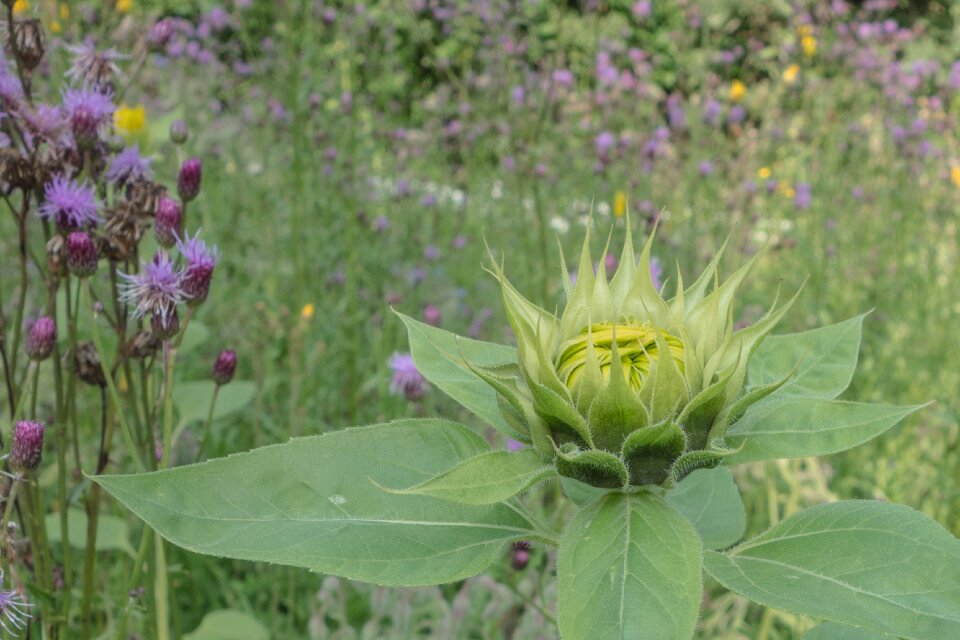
10,420,45,471
212,349,237,385
177,157,202,202
154,197,182,248
169,119,188,145
66,231,98,277
71,108,100,148
26,316,56,361
510,541,530,570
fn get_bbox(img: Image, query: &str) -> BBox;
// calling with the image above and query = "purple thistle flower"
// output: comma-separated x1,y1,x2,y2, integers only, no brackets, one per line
176,231,218,306
23,103,67,142
212,350,237,385
0,64,24,107
650,256,663,290
25,316,56,361
10,420,44,471
423,304,441,327
38,175,101,230
505,438,525,452
698,160,714,177
66,231,98,277
794,183,812,209
0,579,30,635
154,197,182,248
388,353,428,401
106,145,153,186
118,252,187,322
62,87,114,146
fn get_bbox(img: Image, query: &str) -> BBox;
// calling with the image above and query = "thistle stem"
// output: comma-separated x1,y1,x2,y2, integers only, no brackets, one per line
194,384,221,463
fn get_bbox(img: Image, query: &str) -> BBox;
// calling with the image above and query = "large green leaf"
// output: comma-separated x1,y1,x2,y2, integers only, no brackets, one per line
666,467,745,550
725,400,921,463
749,315,864,400
804,623,896,640
183,609,269,640
558,492,703,640
704,501,960,640
382,448,555,505
96,419,537,586
398,312,518,435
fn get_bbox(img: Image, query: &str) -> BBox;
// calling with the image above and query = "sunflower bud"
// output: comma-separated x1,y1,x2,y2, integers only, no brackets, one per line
483,221,798,489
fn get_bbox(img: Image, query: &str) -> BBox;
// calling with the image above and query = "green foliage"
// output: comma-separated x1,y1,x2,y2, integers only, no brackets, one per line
705,501,960,639
97,419,541,586
182,609,270,640
557,492,702,640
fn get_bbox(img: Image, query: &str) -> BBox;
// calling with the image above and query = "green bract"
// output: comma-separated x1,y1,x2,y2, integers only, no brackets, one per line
483,222,797,489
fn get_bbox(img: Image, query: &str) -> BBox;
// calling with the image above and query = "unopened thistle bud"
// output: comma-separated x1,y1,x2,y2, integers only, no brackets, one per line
74,341,106,387
423,304,441,327
154,197,181,248
66,231,98,277
10,420,44,471
169,119,188,145
25,316,56,361
212,350,237,386
12,19,45,71
147,18,174,51
177,157,202,202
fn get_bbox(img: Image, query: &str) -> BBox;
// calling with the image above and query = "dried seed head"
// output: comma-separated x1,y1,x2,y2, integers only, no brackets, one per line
126,330,160,360
13,19,45,71
212,350,237,386
0,148,34,193
10,420,44,471
73,341,106,387
66,231,98,277
25,316,56,361
100,203,144,262
46,234,65,278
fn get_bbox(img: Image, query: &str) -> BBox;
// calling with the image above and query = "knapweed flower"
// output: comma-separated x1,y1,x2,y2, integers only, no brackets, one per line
212,350,237,386
25,316,56,361
178,157,202,202
38,175,101,229
389,353,428,401
0,577,30,635
176,231,218,306
66,231,98,277
118,252,186,324
106,145,153,186
154,197,181,248
10,420,44,471
481,223,797,488
62,86,114,146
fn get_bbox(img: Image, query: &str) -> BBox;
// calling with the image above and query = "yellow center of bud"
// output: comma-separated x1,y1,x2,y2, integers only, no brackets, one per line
556,323,685,395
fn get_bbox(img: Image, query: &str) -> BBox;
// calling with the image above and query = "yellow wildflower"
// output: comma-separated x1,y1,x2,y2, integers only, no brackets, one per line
729,79,746,103
301,304,315,320
784,186,796,199
797,25,813,37
12,0,29,15
116,0,133,13
114,104,146,139
613,191,627,218
49,20,61,34
950,166,960,188
59,3,69,19
783,64,800,85
801,36,817,58
758,167,772,179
